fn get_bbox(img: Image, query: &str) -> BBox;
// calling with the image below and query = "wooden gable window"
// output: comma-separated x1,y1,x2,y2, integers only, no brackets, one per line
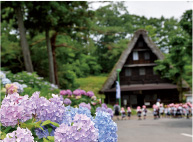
139,68,145,75
138,41,143,47
144,52,150,60
133,51,139,60
125,68,131,76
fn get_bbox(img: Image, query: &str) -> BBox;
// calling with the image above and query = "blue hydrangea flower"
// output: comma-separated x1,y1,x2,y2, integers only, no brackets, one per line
94,111,118,142
61,106,94,125
35,125,56,139
0,71,6,79
35,126,49,139
1,78,11,85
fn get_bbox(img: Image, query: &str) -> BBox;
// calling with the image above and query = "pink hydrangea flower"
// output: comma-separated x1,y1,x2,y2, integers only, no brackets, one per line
60,90,67,95
73,89,81,96
87,91,94,97
5,83,18,94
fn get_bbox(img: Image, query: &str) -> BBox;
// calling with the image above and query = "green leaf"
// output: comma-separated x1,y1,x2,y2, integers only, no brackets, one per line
35,120,42,127
50,122,59,127
47,136,55,142
48,128,52,135
24,119,33,124
20,122,34,130
41,120,59,127
42,120,52,126
0,131,6,139
43,138,49,142
2,126,12,133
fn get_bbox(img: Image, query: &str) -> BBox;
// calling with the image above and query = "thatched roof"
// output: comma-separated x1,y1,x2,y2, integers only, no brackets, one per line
100,29,165,93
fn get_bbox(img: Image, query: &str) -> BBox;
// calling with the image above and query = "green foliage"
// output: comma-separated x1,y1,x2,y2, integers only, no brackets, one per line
1,2,191,95
154,9,192,88
41,120,59,128
76,75,107,100
0,71,60,100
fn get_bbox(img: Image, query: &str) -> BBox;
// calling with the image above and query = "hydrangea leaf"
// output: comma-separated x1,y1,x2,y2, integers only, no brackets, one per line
42,120,59,127
47,136,54,142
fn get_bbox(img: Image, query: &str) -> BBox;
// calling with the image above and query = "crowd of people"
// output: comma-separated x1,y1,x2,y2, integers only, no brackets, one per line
113,103,147,120
152,102,192,119
113,102,192,120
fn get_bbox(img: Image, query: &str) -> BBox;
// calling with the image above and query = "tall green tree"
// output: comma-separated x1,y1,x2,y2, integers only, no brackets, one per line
25,1,94,85
154,9,192,102
1,2,34,72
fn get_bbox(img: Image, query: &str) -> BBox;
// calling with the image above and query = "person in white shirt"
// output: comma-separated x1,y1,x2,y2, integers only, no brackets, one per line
153,104,158,119
127,107,132,120
159,104,164,118
121,107,126,120
164,105,168,118
137,106,142,120
142,105,147,120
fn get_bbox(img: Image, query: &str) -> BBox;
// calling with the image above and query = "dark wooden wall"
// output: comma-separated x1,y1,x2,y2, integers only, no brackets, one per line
116,35,170,86
105,89,179,108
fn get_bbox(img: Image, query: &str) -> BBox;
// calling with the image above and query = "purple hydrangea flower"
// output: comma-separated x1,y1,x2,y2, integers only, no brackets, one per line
60,90,67,95
2,127,35,142
55,114,98,142
80,90,86,95
87,91,94,97
96,104,113,118
0,93,33,127
49,94,64,106
29,92,65,123
63,98,72,105
102,103,108,109
13,82,24,93
73,89,81,96
79,102,91,110
66,89,72,96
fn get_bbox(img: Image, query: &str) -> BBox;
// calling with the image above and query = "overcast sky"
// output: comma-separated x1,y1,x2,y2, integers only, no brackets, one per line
90,1,192,19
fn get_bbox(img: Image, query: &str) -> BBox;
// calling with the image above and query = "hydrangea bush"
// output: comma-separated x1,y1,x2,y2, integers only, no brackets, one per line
59,89,101,116
55,114,98,142
0,71,60,101
0,91,118,142
94,111,118,142
2,127,35,142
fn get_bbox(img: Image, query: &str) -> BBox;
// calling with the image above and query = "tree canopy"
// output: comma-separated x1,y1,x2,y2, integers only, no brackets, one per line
1,2,192,90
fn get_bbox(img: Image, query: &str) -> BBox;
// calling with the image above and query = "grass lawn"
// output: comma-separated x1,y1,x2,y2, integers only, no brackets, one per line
76,75,107,102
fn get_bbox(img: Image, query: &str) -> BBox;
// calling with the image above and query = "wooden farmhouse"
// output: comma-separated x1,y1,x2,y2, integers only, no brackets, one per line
100,29,189,108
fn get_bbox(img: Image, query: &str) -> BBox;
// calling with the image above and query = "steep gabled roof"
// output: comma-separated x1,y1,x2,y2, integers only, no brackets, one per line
100,29,165,93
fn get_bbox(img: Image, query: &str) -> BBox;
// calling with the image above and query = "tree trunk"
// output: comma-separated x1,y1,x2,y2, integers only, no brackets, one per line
51,32,59,86
15,6,34,72
52,47,59,86
178,77,183,103
45,29,56,84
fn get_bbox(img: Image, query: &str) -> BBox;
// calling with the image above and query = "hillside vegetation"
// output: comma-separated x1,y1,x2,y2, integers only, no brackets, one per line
76,75,107,101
